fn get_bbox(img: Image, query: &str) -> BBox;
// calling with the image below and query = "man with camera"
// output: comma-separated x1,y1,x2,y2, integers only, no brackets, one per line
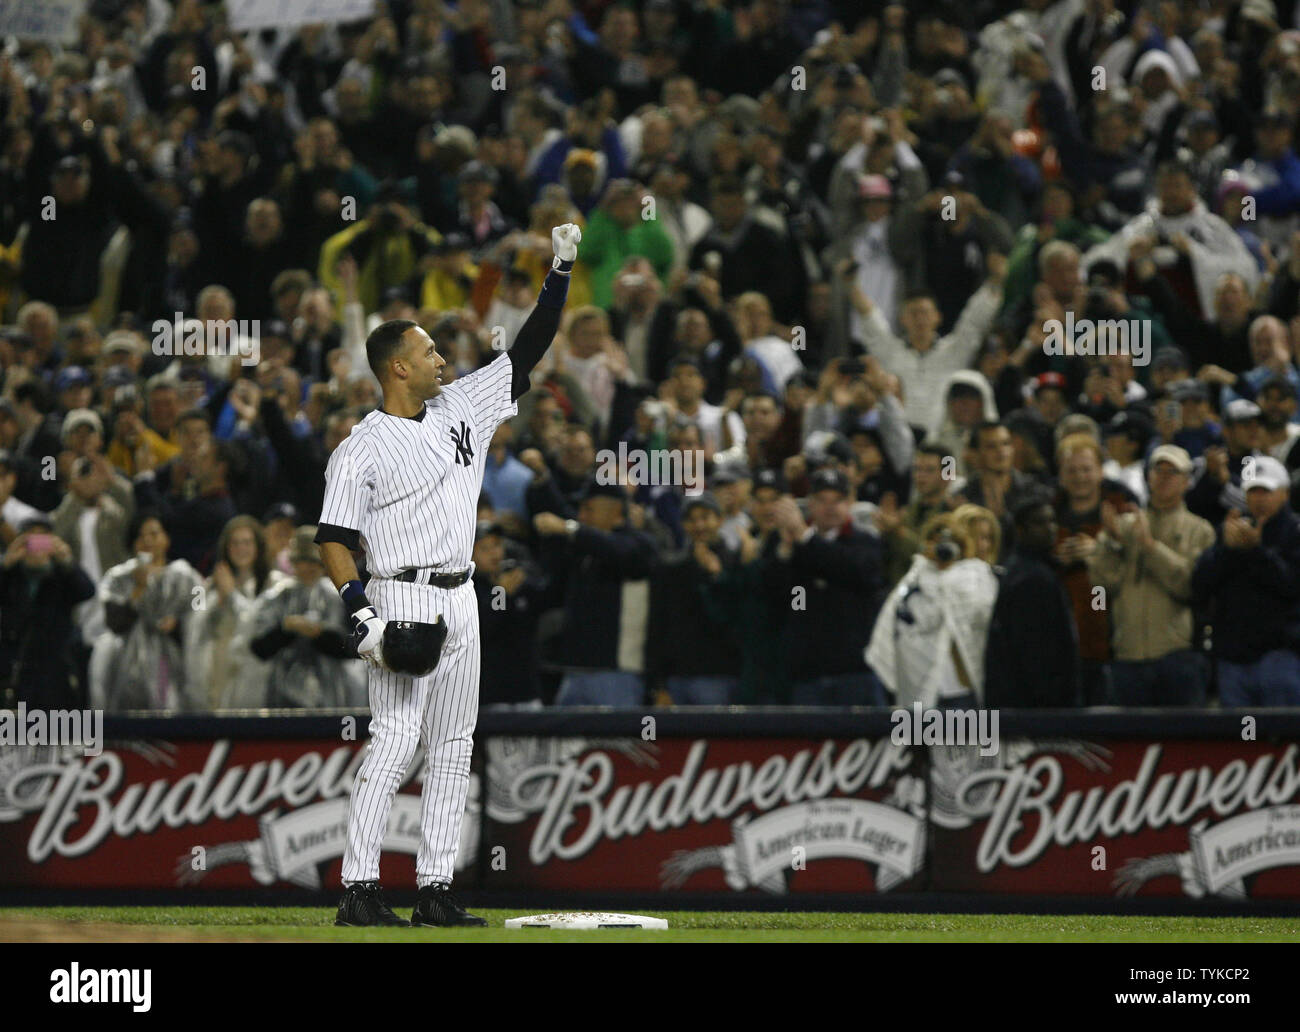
0,516,94,710
768,468,886,705
1089,445,1215,705
318,181,442,314
1191,456,1300,705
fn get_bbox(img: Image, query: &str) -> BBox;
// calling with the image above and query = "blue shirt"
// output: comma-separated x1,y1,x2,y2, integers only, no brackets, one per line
483,451,534,520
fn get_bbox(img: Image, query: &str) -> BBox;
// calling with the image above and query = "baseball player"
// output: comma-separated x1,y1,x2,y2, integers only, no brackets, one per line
316,224,582,927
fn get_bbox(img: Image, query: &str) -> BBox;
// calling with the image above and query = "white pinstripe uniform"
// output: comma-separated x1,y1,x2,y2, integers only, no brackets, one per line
320,352,517,887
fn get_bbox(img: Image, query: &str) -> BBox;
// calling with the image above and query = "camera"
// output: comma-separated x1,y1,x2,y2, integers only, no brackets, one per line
934,528,961,563
838,357,865,377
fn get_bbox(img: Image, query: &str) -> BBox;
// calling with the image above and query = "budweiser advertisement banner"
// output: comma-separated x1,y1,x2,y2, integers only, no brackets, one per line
2,728,1299,899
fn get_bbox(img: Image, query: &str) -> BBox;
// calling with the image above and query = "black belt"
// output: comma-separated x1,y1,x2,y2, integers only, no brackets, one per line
393,568,471,588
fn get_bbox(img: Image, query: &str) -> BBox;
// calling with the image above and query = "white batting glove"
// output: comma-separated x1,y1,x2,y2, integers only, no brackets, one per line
351,606,387,668
551,223,581,270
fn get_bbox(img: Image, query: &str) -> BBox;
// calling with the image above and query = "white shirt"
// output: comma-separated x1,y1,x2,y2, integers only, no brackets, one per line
1,495,45,532
860,282,1002,431
679,400,744,455
746,334,804,392
75,506,107,644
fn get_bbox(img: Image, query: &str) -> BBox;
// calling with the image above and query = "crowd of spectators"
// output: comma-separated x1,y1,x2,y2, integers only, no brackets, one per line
2,0,1300,711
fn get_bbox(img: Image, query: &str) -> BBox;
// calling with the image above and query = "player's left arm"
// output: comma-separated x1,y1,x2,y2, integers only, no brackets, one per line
506,224,582,401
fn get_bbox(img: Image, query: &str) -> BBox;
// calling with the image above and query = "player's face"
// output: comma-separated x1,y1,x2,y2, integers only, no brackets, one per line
399,327,447,399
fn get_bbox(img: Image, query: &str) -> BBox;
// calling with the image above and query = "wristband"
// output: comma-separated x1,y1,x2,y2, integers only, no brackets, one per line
550,255,574,274
538,268,571,309
339,579,371,615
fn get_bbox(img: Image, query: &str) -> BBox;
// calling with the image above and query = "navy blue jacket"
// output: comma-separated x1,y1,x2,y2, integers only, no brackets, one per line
1191,504,1300,663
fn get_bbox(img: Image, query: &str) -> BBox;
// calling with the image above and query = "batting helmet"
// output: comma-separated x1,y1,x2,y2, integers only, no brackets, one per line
381,618,448,677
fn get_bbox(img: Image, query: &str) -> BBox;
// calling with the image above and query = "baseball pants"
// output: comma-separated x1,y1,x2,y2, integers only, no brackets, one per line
341,576,479,888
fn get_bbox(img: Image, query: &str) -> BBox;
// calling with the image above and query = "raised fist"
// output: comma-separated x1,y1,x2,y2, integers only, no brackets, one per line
551,223,582,266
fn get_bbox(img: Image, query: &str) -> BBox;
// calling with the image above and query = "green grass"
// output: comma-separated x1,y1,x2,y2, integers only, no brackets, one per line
3,907,1300,942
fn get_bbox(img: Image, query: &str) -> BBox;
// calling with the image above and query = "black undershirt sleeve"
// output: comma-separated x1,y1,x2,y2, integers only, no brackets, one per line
315,523,361,550
508,270,570,401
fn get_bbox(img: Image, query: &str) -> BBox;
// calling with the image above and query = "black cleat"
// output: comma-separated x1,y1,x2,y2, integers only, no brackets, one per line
335,882,409,927
410,883,488,927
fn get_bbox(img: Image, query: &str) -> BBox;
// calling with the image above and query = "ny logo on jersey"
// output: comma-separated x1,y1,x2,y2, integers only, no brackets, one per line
449,421,475,466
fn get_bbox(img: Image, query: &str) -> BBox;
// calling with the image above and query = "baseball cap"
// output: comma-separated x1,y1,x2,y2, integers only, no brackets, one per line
1148,444,1193,474
61,408,103,441
1087,259,1124,287
435,232,472,254
564,148,599,170
1216,170,1250,204
263,501,300,526
289,525,323,564
54,154,87,176
1258,374,1298,399
858,173,893,200
1243,455,1290,492
808,468,850,496
474,519,505,542
1106,410,1154,444
103,366,136,388
1170,378,1209,402
581,477,626,502
55,366,92,392
382,285,413,307
681,492,721,517
1223,399,1263,424
934,68,966,90
710,460,752,488
1151,347,1190,373
216,130,254,158
433,125,477,155
1033,372,1068,394
753,467,787,494
458,160,499,186
104,330,143,356
375,178,415,205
